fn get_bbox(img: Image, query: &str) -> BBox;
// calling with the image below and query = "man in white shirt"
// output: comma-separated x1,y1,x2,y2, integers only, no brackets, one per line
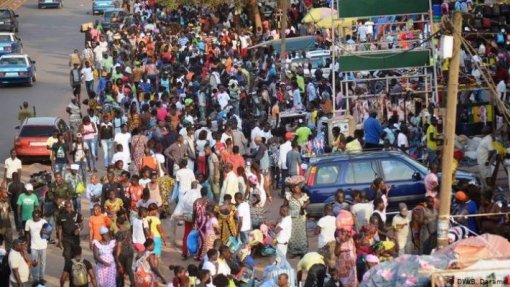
397,126,410,152
217,86,230,110
357,22,368,43
202,249,218,276
351,191,374,232
24,209,47,284
278,133,293,196
81,61,95,97
4,149,22,183
392,203,411,255
275,205,292,256
219,163,239,204
113,124,131,164
175,159,196,194
314,204,336,249
497,79,507,102
9,238,31,287
235,192,252,243
216,245,232,276
476,126,495,187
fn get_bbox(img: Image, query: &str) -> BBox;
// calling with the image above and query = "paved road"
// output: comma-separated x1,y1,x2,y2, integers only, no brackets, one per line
0,1,317,285
0,0,90,158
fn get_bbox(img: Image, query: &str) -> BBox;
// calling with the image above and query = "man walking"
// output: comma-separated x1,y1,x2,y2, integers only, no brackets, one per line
4,149,22,184
24,209,48,284
57,200,83,264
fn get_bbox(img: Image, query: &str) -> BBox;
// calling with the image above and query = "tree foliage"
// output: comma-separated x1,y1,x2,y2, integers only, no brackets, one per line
158,0,244,10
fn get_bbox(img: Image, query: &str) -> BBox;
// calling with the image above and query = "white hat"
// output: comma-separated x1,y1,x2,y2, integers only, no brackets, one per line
70,164,80,170
125,67,132,74
25,183,33,191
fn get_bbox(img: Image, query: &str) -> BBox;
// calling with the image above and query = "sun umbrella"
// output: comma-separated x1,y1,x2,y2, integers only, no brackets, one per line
315,15,341,29
302,7,337,23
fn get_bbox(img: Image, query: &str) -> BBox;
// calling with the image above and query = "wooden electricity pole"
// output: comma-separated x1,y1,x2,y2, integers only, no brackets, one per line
279,0,288,80
437,11,463,249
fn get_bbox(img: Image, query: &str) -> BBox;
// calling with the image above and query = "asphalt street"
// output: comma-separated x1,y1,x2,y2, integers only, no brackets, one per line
0,1,317,285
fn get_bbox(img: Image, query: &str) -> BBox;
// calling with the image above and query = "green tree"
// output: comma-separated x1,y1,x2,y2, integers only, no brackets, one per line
157,0,262,32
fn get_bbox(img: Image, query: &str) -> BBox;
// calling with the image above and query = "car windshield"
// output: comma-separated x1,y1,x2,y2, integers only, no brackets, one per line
0,11,10,19
0,34,12,41
0,57,25,65
19,126,55,137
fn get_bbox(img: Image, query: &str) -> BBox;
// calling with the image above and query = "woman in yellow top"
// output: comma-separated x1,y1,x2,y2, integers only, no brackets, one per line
104,190,124,214
215,194,238,245
147,203,166,263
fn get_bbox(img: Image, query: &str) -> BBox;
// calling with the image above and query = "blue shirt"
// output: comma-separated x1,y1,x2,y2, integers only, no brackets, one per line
466,200,478,234
364,117,383,145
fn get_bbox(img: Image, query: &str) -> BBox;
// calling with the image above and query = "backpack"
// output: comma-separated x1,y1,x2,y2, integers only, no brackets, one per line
71,259,88,286
497,33,505,44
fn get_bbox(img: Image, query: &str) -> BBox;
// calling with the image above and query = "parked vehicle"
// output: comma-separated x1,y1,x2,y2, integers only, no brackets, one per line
38,0,63,9
14,117,70,161
304,150,477,217
0,9,19,33
102,8,128,31
92,0,114,15
0,32,22,56
0,54,36,86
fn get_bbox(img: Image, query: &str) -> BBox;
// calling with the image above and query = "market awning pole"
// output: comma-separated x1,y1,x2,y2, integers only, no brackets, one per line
331,0,336,116
437,12,462,249
279,0,288,81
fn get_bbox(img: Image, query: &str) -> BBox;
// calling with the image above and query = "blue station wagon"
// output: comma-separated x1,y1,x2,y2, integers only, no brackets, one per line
304,151,476,217
0,54,36,86
0,32,22,56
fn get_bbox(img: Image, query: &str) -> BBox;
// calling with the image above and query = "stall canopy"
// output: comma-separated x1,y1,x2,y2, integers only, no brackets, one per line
247,36,316,52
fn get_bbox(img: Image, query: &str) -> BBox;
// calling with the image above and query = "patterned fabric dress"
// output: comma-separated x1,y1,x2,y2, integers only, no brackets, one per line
215,205,237,245
93,239,117,287
131,134,148,174
194,198,209,259
336,237,358,287
158,175,175,216
286,192,309,256
133,251,158,287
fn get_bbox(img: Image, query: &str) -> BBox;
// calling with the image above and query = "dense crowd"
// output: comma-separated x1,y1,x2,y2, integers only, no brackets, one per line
2,0,510,287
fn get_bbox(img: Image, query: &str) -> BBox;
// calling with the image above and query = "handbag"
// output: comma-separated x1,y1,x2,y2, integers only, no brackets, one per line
76,181,86,195
482,18,492,28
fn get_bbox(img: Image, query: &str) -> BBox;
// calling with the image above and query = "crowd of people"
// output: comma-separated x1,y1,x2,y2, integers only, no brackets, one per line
2,0,510,287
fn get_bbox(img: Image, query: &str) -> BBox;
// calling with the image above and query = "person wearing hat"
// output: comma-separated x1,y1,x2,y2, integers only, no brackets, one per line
92,226,117,287
452,191,478,235
392,202,411,255
16,183,39,231
8,238,33,287
65,163,84,212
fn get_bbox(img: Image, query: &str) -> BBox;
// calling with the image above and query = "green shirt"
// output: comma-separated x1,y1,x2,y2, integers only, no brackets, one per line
48,182,75,202
16,193,39,221
295,126,312,145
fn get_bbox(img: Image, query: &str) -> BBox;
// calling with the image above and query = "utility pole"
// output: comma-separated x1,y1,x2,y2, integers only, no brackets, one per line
331,0,336,115
437,11,462,249
279,0,288,80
